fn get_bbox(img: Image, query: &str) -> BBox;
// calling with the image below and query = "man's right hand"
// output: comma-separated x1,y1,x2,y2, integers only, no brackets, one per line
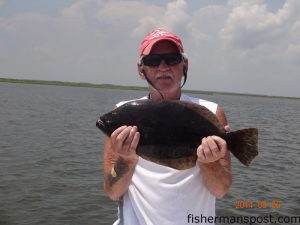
103,126,140,200
110,125,140,163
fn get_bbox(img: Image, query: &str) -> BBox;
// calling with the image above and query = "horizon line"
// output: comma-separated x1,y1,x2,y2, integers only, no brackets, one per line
0,77,299,100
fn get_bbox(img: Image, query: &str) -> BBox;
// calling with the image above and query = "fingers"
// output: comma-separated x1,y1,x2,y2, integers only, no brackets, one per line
111,125,128,142
199,137,212,161
123,126,137,150
197,136,227,163
111,126,139,155
207,136,221,159
129,132,140,153
224,125,230,133
211,136,227,158
111,126,132,150
197,138,206,162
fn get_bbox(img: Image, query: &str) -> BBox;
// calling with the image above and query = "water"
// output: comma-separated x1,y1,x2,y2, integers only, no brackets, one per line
0,83,299,225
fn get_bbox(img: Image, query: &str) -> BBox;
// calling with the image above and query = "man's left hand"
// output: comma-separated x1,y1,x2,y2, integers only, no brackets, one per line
197,136,228,163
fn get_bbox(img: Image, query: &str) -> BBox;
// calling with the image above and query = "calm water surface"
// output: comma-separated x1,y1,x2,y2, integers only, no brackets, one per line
0,83,299,225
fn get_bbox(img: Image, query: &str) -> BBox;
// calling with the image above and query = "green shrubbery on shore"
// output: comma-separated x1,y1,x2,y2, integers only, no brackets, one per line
0,77,298,100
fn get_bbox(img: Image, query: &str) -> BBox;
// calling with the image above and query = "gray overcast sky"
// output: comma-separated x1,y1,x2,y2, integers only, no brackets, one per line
0,0,299,97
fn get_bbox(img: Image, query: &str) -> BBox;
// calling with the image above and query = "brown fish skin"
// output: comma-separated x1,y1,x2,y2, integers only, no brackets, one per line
96,100,258,166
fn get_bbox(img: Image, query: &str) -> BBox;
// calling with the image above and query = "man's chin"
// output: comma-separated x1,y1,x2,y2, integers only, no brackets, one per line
151,84,180,93
155,78,174,87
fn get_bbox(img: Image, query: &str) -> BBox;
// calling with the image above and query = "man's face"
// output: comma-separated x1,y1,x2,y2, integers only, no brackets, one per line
140,40,185,94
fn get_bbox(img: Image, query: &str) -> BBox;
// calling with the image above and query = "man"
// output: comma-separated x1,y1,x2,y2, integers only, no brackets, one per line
103,28,232,225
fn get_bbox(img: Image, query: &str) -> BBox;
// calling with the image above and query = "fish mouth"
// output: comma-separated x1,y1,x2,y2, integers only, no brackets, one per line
96,119,105,130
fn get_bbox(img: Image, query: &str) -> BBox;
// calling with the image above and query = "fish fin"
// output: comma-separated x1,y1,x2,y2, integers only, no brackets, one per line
226,128,258,166
180,101,223,131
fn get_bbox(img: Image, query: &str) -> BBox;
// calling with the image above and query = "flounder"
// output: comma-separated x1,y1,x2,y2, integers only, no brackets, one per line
96,100,258,166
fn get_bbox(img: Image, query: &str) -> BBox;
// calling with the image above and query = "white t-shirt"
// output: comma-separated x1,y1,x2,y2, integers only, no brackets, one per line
113,94,218,225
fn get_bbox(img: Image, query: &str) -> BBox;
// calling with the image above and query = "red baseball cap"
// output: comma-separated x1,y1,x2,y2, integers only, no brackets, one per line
139,28,184,56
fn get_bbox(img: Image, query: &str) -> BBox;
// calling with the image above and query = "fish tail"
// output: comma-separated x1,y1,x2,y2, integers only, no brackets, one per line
226,128,258,166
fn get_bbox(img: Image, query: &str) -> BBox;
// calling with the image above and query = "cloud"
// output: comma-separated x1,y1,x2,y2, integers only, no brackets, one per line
97,1,161,31
221,0,300,49
162,0,189,30
285,19,300,62
61,0,88,23
62,0,106,25
186,5,228,44
132,0,188,37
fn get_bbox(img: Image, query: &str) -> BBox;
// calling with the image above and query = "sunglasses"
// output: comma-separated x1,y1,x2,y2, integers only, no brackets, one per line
141,53,183,67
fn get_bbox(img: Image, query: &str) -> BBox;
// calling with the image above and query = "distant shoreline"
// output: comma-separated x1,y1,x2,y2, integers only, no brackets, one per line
1,77,299,100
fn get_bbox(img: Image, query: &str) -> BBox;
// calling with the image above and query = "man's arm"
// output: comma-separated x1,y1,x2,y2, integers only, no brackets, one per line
103,126,140,200
197,106,232,198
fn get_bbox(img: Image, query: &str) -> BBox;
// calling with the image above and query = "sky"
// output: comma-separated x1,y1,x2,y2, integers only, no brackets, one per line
0,0,300,97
